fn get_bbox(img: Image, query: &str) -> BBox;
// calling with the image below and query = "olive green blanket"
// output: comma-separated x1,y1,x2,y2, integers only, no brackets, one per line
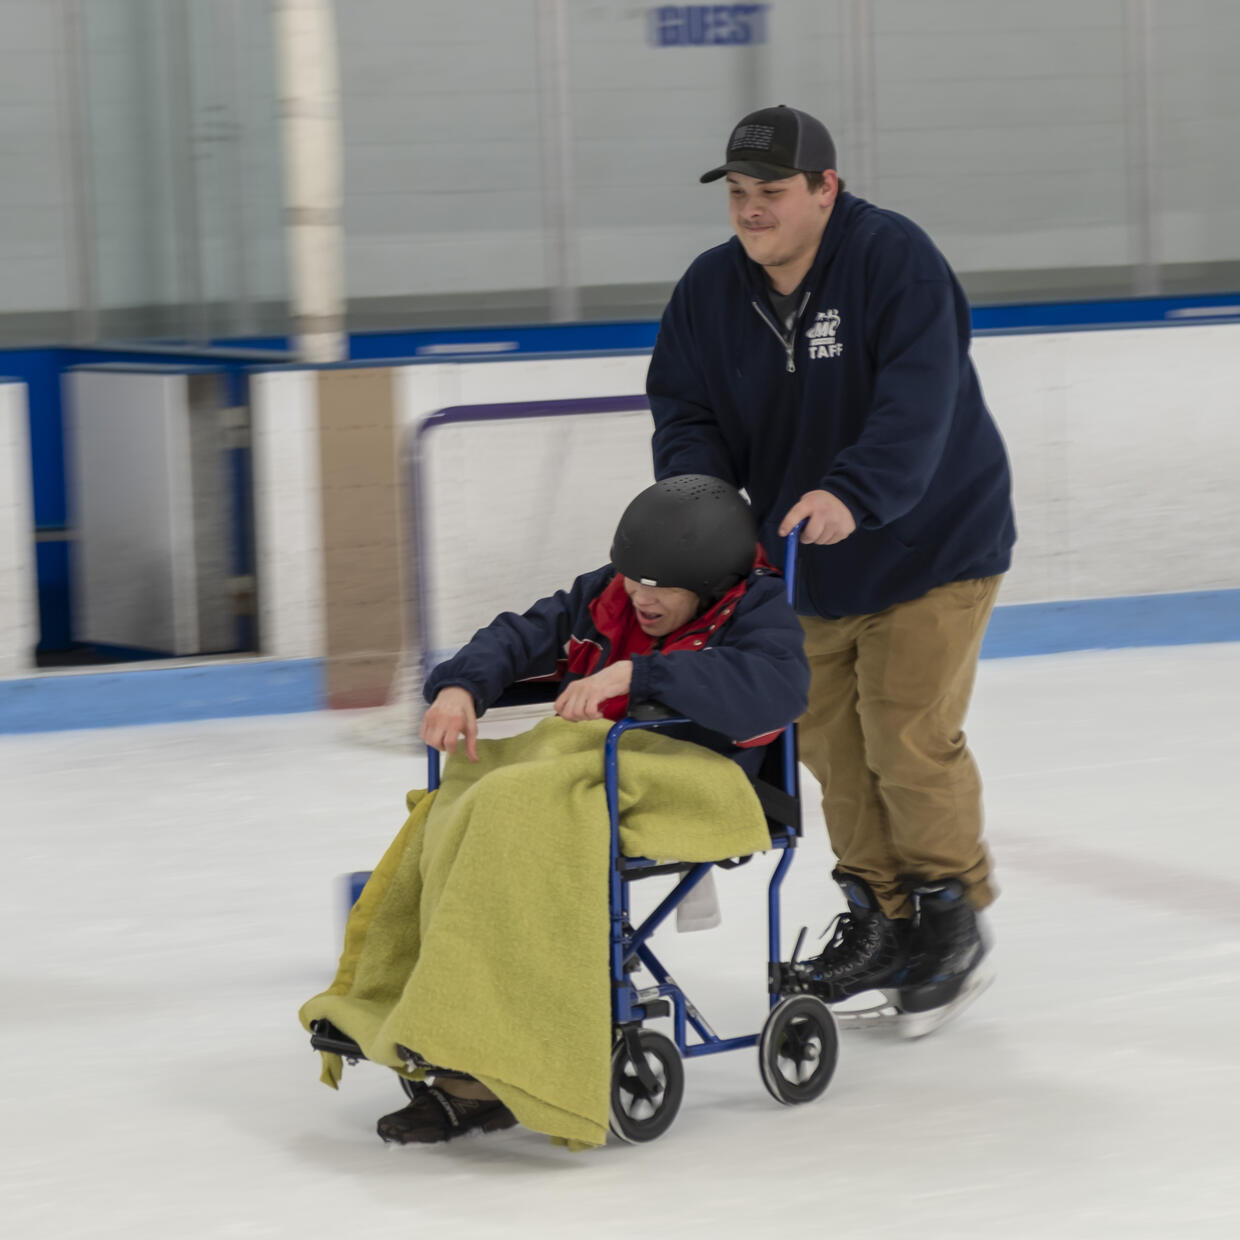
298,716,769,1150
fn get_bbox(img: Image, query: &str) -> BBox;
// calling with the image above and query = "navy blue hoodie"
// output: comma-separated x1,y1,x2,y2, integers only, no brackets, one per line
648,192,1015,619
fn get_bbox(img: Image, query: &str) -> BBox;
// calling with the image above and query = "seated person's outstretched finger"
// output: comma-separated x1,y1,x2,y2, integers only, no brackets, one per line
462,707,479,762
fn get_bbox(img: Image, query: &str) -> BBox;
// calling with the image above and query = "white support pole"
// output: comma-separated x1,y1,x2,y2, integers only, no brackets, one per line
0,381,38,677
271,0,346,362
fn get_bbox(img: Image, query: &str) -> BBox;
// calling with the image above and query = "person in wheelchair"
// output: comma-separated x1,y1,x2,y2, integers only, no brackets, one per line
421,473,808,777
306,476,809,1147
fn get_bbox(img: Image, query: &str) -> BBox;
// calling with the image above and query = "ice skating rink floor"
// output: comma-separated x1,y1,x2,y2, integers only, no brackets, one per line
3,643,1238,1239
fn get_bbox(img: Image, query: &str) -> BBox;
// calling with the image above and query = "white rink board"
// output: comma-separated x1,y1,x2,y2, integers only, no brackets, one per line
244,321,1240,687
416,406,654,665
400,323,1240,653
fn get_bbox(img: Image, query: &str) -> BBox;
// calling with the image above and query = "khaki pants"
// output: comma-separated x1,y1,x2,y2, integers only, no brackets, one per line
798,576,1002,919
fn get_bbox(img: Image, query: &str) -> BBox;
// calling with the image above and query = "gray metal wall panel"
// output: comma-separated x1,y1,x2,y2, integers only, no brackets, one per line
0,0,70,313
3,0,1240,325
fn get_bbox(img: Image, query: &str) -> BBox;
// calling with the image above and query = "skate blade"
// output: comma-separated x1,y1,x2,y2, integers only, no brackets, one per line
831,990,904,1032
898,957,995,1040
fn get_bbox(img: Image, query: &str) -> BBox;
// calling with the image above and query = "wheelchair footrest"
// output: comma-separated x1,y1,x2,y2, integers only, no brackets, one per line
395,1043,474,1081
309,1019,367,1061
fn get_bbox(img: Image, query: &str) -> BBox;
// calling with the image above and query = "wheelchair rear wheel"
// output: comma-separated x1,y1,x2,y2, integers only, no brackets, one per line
609,1029,684,1143
759,995,839,1105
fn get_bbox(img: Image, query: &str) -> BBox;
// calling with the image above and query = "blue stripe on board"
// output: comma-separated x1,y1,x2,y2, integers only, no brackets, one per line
0,659,324,734
223,291,1240,356
981,589,1240,658
971,292,1240,333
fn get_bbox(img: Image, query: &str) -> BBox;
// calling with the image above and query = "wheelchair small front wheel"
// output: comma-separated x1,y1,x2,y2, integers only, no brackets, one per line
759,995,839,1105
609,1029,684,1143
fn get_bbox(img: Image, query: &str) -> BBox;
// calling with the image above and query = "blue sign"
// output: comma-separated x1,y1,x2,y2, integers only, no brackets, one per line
649,5,769,47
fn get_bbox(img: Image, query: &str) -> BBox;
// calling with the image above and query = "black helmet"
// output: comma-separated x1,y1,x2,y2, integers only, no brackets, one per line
610,475,757,603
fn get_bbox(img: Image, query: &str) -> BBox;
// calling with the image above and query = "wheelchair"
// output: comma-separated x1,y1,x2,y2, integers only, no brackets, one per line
600,703,838,1142
311,530,838,1144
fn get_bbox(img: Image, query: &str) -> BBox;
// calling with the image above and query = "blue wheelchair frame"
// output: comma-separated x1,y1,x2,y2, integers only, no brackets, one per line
425,529,804,1064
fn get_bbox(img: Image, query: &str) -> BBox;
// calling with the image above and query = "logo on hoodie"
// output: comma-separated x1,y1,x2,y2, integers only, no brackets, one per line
806,309,843,360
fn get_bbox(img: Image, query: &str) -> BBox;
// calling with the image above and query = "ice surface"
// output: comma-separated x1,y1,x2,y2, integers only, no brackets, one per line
3,645,1239,1239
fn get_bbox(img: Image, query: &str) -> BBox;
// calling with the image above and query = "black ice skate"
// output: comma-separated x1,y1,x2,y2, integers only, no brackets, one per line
795,870,913,1025
897,878,994,1039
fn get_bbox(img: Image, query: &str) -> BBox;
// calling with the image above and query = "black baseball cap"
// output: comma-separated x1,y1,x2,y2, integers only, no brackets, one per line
700,105,836,183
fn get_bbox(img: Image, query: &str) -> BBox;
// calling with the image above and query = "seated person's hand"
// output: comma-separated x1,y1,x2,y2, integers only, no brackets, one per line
554,661,633,722
421,686,479,761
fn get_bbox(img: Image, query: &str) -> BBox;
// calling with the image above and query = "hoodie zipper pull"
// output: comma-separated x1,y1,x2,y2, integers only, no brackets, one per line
788,290,812,373
752,299,798,375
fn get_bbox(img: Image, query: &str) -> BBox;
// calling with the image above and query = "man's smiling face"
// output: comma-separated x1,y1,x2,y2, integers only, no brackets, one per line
727,170,835,290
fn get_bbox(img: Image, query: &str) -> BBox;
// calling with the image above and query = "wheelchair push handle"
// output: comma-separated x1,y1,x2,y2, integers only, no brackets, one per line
783,522,803,606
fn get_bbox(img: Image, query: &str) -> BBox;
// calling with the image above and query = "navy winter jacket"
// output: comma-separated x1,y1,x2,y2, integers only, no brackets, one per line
424,561,809,769
648,192,1016,619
